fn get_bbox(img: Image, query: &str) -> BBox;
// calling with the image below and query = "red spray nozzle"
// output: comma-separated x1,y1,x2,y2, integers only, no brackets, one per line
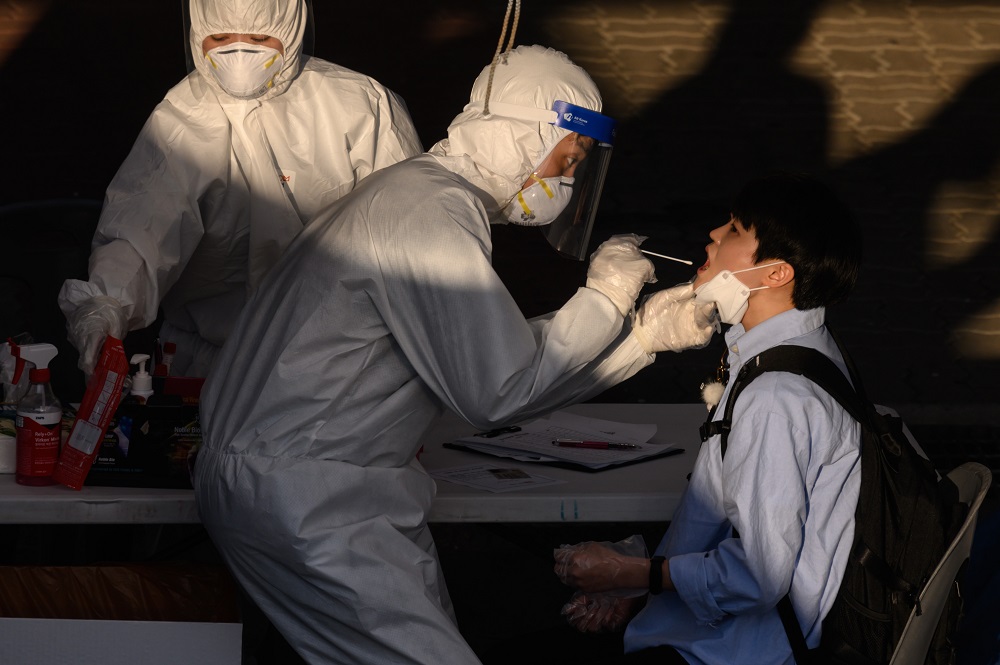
7,340,58,385
7,337,25,385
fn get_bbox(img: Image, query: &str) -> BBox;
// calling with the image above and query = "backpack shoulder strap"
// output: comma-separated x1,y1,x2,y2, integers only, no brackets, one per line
708,343,869,459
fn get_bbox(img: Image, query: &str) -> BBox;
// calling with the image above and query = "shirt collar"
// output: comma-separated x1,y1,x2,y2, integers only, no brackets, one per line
723,308,827,369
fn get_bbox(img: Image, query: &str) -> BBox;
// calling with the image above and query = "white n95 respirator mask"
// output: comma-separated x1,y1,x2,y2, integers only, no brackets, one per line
205,44,284,99
694,261,786,324
502,175,574,226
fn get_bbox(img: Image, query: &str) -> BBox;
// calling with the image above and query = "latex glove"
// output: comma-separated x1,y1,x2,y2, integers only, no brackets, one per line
632,282,719,354
66,295,128,376
586,234,656,316
554,542,648,593
561,592,644,633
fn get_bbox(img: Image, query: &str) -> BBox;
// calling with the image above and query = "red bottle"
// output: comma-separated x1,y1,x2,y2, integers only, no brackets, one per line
12,342,61,486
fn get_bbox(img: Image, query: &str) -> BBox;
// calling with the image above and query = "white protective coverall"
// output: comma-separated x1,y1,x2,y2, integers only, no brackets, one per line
194,46,657,664
57,0,421,377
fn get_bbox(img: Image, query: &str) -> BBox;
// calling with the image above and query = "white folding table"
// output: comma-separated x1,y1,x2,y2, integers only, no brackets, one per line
0,403,706,525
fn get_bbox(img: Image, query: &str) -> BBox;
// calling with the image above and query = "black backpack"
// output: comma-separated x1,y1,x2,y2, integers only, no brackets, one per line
699,336,967,665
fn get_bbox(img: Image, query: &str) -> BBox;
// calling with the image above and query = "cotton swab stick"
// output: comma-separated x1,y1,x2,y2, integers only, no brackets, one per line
641,249,693,265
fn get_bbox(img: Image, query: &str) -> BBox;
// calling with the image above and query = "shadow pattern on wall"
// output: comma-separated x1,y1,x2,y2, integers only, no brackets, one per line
1,0,999,409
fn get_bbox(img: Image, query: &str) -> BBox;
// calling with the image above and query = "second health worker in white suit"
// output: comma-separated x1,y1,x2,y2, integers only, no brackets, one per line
58,0,421,377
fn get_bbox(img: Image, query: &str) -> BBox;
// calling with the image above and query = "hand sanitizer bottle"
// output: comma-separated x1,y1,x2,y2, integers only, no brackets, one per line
129,353,155,404
12,342,61,486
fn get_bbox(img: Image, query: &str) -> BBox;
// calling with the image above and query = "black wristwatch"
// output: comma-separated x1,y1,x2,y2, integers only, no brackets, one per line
649,555,665,595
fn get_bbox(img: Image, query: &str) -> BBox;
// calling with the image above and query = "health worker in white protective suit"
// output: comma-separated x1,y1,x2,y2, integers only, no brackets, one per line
57,0,421,378
193,45,718,665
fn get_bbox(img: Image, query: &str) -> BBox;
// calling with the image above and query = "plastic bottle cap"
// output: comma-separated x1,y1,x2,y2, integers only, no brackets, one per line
28,367,51,383
11,342,58,385
130,353,154,397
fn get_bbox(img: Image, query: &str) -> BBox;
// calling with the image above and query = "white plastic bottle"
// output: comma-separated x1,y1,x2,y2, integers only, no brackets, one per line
13,343,61,486
130,353,155,404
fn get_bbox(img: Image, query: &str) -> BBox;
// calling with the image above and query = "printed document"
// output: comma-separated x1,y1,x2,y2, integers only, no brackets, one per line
447,411,676,471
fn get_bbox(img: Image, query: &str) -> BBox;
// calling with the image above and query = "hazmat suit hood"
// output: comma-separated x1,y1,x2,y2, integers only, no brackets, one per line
428,45,602,219
189,0,308,101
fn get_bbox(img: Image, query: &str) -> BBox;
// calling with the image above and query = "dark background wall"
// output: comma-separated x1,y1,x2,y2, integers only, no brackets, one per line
1,0,999,427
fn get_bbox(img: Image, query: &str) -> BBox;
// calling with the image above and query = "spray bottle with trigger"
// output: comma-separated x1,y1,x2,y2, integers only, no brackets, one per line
9,340,61,486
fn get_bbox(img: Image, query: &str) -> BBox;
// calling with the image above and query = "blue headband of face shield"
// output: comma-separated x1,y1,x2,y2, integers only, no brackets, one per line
550,100,616,145
476,99,617,145
543,101,617,260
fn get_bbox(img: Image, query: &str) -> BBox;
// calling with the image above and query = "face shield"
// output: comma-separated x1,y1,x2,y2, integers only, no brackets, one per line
540,101,616,260
476,97,616,258
489,100,616,259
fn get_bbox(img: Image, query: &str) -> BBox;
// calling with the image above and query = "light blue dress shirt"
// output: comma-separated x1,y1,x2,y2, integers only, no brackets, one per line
625,308,862,665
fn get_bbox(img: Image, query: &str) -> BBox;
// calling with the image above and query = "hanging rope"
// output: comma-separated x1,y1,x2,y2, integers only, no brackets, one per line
483,0,521,115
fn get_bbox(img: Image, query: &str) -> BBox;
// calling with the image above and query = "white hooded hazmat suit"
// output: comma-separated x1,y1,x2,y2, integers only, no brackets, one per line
193,45,656,664
57,0,421,377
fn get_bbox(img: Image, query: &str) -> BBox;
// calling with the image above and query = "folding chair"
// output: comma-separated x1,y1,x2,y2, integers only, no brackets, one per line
889,462,993,665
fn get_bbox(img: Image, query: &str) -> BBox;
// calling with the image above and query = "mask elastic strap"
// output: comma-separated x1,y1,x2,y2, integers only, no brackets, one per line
528,174,556,199
731,260,786,276
483,0,522,115
734,261,787,292
515,191,532,218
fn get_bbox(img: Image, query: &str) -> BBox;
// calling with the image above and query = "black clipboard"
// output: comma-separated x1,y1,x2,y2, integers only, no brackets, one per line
442,441,685,473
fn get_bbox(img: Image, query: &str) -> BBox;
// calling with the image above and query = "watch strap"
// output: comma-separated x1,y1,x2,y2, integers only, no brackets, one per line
649,555,666,595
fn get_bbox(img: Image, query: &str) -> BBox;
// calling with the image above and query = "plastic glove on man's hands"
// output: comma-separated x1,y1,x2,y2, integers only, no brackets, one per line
586,234,656,317
561,592,644,634
554,541,647,593
555,537,649,633
66,295,128,376
632,282,719,354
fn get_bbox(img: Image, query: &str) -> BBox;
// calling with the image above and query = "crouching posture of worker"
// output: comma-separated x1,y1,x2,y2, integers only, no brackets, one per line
194,45,717,664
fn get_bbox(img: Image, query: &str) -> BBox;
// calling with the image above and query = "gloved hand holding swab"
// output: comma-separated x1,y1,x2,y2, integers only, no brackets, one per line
640,249,693,265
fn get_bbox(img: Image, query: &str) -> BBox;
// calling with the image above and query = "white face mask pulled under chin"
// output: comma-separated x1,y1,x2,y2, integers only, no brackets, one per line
694,261,787,325
205,43,284,99
501,175,574,226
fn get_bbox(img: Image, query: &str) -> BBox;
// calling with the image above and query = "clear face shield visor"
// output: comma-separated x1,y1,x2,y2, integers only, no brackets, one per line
541,101,616,260
484,99,617,260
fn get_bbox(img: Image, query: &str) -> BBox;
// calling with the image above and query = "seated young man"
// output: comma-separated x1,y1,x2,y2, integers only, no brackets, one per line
554,172,864,665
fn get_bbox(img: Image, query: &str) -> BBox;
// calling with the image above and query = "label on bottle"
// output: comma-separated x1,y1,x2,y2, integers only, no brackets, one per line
16,410,61,477
53,336,129,490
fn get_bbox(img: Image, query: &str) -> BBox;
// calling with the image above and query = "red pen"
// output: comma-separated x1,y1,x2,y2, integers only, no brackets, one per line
552,439,641,450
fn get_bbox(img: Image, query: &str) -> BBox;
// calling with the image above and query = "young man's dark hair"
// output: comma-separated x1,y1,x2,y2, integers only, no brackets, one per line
732,172,862,310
